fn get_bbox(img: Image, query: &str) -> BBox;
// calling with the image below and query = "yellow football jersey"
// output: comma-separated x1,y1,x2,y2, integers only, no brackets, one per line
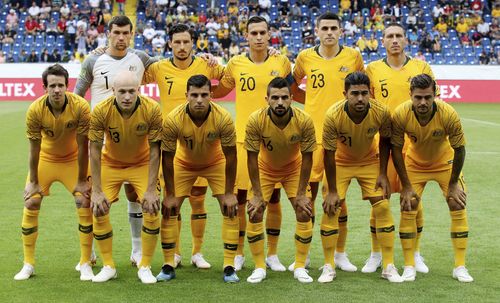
391,100,466,172
162,102,236,169
219,54,292,142
89,95,162,168
142,56,225,118
26,92,90,162
366,56,438,113
293,46,365,143
322,99,392,166
245,106,316,174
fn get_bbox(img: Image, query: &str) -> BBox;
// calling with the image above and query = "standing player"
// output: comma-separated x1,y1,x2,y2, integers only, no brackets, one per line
320,72,403,283
89,72,162,283
245,78,316,284
14,64,93,281
75,15,157,267
291,12,364,272
365,23,437,273
392,74,473,283
159,75,239,283
142,24,225,269
213,16,293,272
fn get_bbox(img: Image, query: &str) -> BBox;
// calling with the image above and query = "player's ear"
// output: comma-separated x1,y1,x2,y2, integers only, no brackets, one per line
343,90,347,98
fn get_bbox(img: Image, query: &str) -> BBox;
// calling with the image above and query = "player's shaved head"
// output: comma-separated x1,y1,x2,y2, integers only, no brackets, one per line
113,71,140,89
113,71,140,113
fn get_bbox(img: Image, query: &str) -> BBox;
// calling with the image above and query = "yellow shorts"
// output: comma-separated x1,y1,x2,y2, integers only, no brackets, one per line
408,169,466,198
310,144,324,183
247,169,310,202
322,162,383,200
158,164,208,196
26,159,78,198
102,165,151,202
174,162,225,197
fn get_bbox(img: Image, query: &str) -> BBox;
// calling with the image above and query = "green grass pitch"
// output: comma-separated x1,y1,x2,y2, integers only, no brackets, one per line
1,101,499,302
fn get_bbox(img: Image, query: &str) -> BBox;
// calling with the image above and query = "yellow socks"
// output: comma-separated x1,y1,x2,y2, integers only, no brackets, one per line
93,214,114,268
247,221,266,269
336,202,348,253
139,213,160,268
21,208,39,266
370,207,381,253
415,201,424,252
372,200,395,268
399,210,417,267
295,220,313,269
320,213,339,266
77,207,93,265
266,202,281,256
161,216,178,267
450,209,468,267
189,194,207,255
175,214,182,256
222,216,239,268
237,204,246,256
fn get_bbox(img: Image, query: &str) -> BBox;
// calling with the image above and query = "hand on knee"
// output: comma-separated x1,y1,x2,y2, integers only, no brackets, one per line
24,198,42,210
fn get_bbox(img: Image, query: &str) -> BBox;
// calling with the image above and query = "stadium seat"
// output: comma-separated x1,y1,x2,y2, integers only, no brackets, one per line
46,35,55,45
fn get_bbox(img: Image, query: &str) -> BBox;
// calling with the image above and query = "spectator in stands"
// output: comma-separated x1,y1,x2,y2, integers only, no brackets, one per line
27,50,39,62
460,32,471,46
488,49,498,64
229,41,239,57
48,48,61,62
470,0,483,15
353,12,364,29
2,24,16,44
270,26,282,48
406,11,417,31
52,0,63,10
419,34,433,53
340,0,352,16
356,34,367,52
70,2,81,16
408,29,419,45
197,33,208,52
479,50,489,64
416,10,426,30
477,18,490,38
40,48,50,62
65,15,78,50
366,34,378,53
143,22,156,44
116,0,126,15
206,18,220,36
40,1,52,19
96,32,107,47
432,36,441,53
152,33,166,51
491,19,500,45
493,3,500,20
415,51,426,61
80,1,92,16
77,16,89,32
6,9,19,28
432,4,444,23
90,0,101,9
0,52,5,64
290,3,301,21
220,32,232,50
57,16,67,34
76,25,87,55
46,18,58,36
258,0,271,13
456,17,469,34
19,49,28,63
471,31,482,46
344,20,358,37
25,15,40,35
436,18,448,37
60,3,70,18
28,1,41,17
87,24,99,40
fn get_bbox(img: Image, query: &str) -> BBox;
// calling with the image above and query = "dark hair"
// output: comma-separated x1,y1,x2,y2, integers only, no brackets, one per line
267,77,291,96
169,23,194,41
108,15,133,32
383,22,406,37
42,64,69,87
247,15,269,31
316,12,341,27
187,74,211,92
410,74,436,93
344,71,371,91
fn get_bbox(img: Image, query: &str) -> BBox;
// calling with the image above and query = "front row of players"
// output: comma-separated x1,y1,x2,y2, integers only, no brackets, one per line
15,64,473,284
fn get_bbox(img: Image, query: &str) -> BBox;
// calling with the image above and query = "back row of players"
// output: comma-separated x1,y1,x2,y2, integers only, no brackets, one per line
14,13,473,284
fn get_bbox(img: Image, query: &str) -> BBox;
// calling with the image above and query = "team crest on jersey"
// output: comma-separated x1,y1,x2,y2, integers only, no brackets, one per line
339,66,349,73
129,65,137,72
367,127,377,136
135,123,148,135
207,131,218,141
270,70,280,77
290,134,301,143
66,120,77,129
432,129,444,137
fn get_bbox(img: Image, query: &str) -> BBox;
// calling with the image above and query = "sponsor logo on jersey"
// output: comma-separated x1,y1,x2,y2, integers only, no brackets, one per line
240,72,248,76
100,71,109,75
66,120,77,129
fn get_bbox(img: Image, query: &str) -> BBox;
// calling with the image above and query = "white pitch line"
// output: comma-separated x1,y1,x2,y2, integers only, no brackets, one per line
462,118,500,127
468,151,500,155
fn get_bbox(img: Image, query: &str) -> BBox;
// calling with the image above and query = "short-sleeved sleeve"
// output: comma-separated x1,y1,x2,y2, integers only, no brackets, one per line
379,107,392,138
219,59,235,89
365,64,376,98
88,106,105,143
292,52,305,84
354,50,365,72
390,109,406,148
161,114,179,152
300,115,317,153
142,61,159,85
210,64,225,80
444,107,466,148
26,103,42,141
219,111,236,147
244,113,261,152
322,112,338,151
77,100,91,136
282,56,292,78
74,54,97,97
148,102,163,142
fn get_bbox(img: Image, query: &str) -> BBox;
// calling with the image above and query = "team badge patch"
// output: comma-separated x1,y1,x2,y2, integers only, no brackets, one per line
270,70,280,77
290,134,301,143
432,129,444,137
136,123,148,135
339,66,349,73
129,65,137,72
207,131,218,141
66,120,77,129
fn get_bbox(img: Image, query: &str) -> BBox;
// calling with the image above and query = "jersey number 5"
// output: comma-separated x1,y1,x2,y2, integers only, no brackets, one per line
381,82,389,98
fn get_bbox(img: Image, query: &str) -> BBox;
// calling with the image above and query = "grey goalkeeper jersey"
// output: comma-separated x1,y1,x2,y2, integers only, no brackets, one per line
74,48,158,109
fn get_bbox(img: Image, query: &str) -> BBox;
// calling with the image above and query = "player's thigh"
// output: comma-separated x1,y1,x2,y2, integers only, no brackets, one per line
25,159,63,197
56,160,79,194
407,170,429,198
101,165,125,203
435,170,466,197
356,163,384,200
173,164,198,198
127,165,152,201
310,145,324,183
235,142,250,191
247,171,277,203
202,162,225,196
322,165,352,200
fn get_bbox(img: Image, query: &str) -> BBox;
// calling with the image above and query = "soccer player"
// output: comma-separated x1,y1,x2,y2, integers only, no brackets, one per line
320,72,403,283
142,24,225,269
158,75,239,283
392,74,473,283
245,77,316,284
213,15,293,271
89,71,162,283
75,15,157,267
364,23,437,273
14,64,93,281
291,11,364,272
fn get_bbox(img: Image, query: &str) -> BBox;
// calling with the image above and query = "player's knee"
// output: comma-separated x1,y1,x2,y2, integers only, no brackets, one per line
24,197,42,210
248,210,264,223
368,196,384,205
191,186,207,196
295,210,311,222
74,195,90,208
447,200,465,211
269,189,281,204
